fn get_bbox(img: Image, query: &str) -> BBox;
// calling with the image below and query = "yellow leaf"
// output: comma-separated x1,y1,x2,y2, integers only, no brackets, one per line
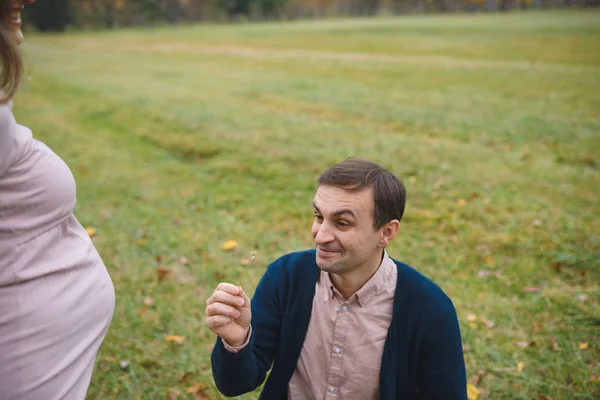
221,240,238,251
85,227,97,237
517,362,525,373
186,383,205,394
467,383,480,400
457,198,467,206
484,255,493,266
166,335,186,344
409,176,417,184
579,342,589,350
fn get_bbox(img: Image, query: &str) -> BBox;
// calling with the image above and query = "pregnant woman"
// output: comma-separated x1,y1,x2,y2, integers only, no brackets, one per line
0,1,115,399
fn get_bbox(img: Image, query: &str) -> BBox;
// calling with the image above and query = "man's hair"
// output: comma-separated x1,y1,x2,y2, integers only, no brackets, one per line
318,157,406,230
0,0,23,104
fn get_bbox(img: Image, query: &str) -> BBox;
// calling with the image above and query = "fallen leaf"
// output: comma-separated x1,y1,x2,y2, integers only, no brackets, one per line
143,296,155,306
457,198,467,206
532,322,541,332
484,255,494,266
470,192,480,199
537,394,552,400
552,261,564,274
466,383,480,400
550,338,560,351
524,286,541,293
156,267,171,282
517,362,525,373
179,372,192,383
409,176,417,184
240,258,252,265
473,369,485,385
194,394,210,400
85,227,97,237
167,390,179,400
477,270,492,278
579,342,589,350
467,313,477,322
221,240,238,251
578,294,589,302
155,255,163,263
139,307,147,316
186,383,206,394
166,335,186,344
482,318,495,328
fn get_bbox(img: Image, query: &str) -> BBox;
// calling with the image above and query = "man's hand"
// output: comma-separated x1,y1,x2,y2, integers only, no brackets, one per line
206,283,251,347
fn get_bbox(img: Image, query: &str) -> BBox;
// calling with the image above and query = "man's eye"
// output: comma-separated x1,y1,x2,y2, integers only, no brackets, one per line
336,221,350,228
314,215,323,222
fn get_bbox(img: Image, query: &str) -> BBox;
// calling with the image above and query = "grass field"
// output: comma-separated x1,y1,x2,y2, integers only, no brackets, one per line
17,9,600,400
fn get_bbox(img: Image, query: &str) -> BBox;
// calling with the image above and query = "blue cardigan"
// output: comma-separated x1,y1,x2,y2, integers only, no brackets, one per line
211,250,467,399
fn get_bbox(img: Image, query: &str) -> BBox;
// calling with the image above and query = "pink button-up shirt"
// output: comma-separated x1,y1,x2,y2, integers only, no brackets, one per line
223,252,397,399
288,252,397,400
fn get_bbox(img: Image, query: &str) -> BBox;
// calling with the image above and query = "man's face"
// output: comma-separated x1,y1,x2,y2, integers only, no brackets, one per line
311,185,384,275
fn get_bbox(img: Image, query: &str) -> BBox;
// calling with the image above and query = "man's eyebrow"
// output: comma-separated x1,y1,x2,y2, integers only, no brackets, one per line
332,209,356,219
313,202,356,218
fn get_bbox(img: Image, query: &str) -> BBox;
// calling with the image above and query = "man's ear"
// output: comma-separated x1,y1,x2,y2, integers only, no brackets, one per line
379,219,400,248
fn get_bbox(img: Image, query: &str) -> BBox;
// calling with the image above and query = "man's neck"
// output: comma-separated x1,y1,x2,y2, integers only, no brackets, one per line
330,250,385,300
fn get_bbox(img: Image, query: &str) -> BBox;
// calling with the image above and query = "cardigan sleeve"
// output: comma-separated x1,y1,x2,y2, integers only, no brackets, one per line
415,299,467,400
211,262,284,397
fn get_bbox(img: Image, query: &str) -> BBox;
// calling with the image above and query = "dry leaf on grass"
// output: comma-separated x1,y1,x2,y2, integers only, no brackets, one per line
466,383,480,400
166,335,185,344
143,296,155,306
221,240,237,251
156,267,171,282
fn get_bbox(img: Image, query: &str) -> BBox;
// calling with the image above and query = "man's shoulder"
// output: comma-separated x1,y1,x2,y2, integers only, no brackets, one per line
262,249,318,280
390,257,457,316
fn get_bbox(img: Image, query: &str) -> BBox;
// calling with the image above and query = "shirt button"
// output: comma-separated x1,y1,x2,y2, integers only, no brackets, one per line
329,386,335,392
341,305,348,311
335,347,341,354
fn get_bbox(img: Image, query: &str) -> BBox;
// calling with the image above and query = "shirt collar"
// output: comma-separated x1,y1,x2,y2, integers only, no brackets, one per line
322,250,395,307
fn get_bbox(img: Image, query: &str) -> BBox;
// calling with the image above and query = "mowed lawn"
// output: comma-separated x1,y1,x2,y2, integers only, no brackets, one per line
16,9,599,399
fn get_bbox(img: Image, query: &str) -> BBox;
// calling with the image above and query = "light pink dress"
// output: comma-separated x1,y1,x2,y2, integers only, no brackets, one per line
0,99,115,399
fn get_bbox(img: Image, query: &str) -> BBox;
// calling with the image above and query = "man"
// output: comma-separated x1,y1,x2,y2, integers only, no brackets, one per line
205,158,467,399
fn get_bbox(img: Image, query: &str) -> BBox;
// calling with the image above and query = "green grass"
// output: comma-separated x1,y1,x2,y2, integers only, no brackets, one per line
16,9,600,400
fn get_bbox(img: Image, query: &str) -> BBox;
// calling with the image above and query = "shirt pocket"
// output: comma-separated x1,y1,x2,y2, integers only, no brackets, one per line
346,362,381,399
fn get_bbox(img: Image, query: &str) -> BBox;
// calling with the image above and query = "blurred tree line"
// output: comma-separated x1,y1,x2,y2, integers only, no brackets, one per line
24,0,599,31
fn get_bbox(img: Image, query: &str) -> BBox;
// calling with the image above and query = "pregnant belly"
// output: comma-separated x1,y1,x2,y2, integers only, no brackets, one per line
0,215,115,398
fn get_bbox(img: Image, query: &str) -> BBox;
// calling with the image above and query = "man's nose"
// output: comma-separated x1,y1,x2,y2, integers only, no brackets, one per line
314,222,334,244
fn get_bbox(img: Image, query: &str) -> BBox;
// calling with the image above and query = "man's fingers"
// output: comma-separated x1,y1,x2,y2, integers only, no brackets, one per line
207,315,233,329
216,282,241,295
206,302,241,319
208,290,246,307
